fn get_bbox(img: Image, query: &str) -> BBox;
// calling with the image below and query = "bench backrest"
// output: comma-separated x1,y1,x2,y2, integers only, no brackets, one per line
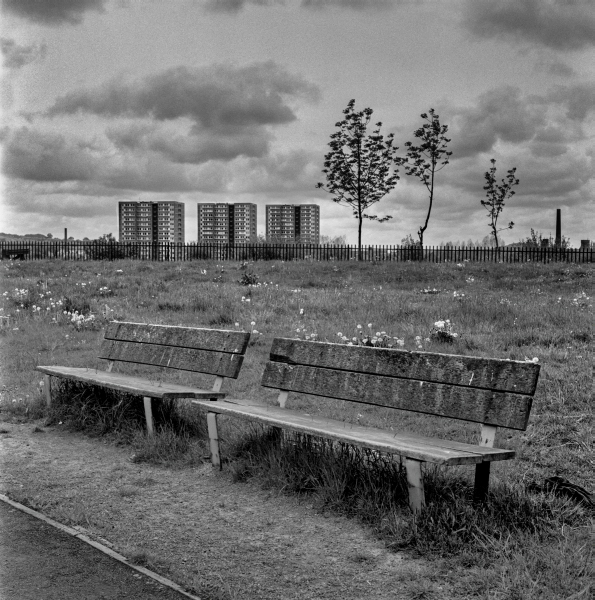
262,338,540,430
99,322,250,379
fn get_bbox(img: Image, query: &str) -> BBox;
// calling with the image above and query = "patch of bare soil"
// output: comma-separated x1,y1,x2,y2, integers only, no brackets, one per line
0,420,457,600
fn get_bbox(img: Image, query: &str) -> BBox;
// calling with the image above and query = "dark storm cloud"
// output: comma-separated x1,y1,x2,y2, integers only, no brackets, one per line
2,0,106,26
1,38,47,69
47,62,319,129
464,0,595,51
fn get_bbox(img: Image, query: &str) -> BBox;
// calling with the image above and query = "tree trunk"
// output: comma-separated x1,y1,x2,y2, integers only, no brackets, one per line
358,213,363,261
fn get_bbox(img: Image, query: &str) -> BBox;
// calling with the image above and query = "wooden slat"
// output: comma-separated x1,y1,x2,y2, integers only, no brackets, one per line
270,338,540,395
192,399,515,465
105,322,250,354
36,366,226,400
261,362,532,430
98,340,245,378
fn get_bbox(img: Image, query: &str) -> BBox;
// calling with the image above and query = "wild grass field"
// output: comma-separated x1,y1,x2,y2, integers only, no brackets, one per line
0,258,593,599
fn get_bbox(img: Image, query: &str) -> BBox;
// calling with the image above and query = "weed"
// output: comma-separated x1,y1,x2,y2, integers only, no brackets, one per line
62,296,91,315
429,319,459,343
239,271,259,286
157,301,186,312
209,313,235,327
129,426,206,467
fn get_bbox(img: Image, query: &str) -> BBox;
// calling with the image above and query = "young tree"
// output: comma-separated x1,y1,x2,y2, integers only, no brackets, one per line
403,109,452,247
320,234,347,245
481,159,518,251
316,99,401,260
400,233,419,247
96,233,117,243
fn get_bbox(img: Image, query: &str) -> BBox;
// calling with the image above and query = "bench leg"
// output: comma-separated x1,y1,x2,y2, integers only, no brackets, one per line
473,462,491,506
207,412,221,470
405,458,425,514
43,375,52,408
143,397,154,437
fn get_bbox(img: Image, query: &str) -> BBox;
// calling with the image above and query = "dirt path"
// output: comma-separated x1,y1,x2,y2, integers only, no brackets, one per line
0,420,448,600
0,500,192,600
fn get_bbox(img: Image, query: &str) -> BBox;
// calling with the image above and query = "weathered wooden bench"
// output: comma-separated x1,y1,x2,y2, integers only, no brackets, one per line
193,338,540,512
37,322,250,435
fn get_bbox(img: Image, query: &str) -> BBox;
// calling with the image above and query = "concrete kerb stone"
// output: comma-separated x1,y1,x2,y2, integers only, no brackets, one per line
0,493,201,600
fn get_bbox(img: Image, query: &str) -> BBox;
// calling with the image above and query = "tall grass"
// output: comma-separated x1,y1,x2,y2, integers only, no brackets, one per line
1,258,593,597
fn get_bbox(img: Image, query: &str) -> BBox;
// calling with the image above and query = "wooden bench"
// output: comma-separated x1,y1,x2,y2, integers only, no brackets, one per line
193,338,540,512
37,322,250,435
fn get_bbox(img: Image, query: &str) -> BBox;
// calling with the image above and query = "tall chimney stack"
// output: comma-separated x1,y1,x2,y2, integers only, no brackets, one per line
555,209,561,247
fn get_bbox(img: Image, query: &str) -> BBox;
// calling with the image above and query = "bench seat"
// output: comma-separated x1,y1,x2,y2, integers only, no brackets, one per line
192,398,515,465
38,322,250,436
38,366,226,401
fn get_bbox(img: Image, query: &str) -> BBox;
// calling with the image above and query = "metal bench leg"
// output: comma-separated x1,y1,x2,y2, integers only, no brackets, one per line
473,462,491,505
143,397,154,437
405,458,425,513
43,375,52,408
207,412,221,469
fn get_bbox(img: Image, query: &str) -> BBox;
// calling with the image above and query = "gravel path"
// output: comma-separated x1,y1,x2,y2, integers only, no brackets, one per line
0,499,193,600
0,420,442,600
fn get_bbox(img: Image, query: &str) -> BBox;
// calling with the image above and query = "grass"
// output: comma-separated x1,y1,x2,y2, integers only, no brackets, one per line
1,257,593,598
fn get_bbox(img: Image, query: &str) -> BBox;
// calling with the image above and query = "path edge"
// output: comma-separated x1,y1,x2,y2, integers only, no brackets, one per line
0,493,202,600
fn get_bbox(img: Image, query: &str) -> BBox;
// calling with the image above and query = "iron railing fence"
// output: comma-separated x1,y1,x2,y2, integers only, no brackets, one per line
1,241,593,263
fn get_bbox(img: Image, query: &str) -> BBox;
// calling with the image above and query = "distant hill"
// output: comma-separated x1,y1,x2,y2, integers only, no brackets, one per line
0,233,53,240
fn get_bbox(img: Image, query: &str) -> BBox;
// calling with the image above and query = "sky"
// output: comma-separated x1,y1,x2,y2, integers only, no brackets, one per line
1,0,594,246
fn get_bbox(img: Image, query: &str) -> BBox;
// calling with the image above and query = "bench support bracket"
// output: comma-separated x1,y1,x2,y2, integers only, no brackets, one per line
207,412,221,470
212,376,224,393
405,458,425,514
143,397,154,437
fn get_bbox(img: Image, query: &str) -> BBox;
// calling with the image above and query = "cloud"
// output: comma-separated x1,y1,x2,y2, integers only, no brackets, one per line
301,0,393,9
202,0,393,12
203,0,284,12
441,82,595,163
463,0,595,51
547,82,595,121
447,87,546,158
1,38,47,69
3,127,101,182
229,149,320,193
2,0,106,26
535,56,576,78
1,125,227,192
40,61,319,172
1,121,319,196
48,61,319,129
105,120,272,164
